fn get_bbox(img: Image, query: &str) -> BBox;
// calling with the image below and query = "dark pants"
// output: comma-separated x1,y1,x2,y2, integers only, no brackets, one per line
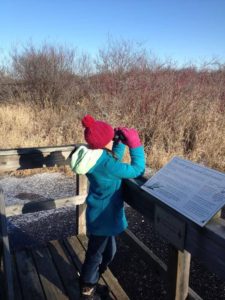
80,235,117,286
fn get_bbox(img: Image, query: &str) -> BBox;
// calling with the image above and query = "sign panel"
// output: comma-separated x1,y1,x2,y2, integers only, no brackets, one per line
142,157,225,226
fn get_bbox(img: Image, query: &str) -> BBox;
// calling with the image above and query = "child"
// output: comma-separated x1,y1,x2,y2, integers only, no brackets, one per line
70,114,145,299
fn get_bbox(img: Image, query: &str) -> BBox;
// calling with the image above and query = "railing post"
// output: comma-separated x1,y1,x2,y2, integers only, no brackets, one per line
167,245,191,300
76,175,87,235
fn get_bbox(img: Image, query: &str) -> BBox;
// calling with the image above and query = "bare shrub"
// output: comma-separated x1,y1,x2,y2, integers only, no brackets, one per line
95,37,150,74
92,38,153,97
10,43,80,107
77,52,93,77
0,67,16,103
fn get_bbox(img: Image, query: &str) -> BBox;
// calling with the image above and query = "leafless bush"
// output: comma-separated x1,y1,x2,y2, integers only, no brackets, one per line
0,66,16,103
10,43,81,107
77,52,93,77
95,38,150,74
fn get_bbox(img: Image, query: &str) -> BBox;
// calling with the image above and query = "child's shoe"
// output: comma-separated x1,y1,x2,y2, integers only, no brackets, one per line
81,285,101,300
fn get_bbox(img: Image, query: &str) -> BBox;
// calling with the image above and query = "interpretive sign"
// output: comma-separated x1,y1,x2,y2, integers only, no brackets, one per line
142,157,225,227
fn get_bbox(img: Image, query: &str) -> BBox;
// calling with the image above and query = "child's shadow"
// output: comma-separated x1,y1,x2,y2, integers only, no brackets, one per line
17,149,67,170
18,149,45,170
14,193,55,214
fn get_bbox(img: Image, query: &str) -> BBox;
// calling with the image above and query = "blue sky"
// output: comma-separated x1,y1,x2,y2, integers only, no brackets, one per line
1,0,225,67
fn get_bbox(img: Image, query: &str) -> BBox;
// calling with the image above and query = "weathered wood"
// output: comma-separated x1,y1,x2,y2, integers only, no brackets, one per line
64,236,85,271
31,246,68,300
64,235,111,290
76,175,87,235
65,235,117,300
0,145,76,172
185,217,225,281
48,240,80,300
167,245,179,300
167,245,191,300
123,178,225,281
121,229,167,279
213,210,221,218
176,250,191,299
11,256,23,300
73,234,111,288
0,188,14,300
0,145,76,156
15,249,45,300
0,255,6,300
155,205,186,250
78,234,130,300
6,194,86,217
187,287,203,300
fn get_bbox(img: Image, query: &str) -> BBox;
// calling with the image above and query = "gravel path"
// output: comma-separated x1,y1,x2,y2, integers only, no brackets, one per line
1,173,225,300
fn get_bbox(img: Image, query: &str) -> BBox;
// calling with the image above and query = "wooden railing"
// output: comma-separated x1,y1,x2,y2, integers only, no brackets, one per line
0,145,225,300
0,188,14,300
0,145,88,300
122,178,225,300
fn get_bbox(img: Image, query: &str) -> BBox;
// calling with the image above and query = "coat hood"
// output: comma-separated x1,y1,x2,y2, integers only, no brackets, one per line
70,145,103,174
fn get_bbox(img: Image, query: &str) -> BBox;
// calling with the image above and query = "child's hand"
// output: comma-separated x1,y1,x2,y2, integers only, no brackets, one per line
117,127,142,148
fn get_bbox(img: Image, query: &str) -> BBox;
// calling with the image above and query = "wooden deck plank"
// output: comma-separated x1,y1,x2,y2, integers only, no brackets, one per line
48,240,80,300
77,235,130,300
66,235,129,300
63,236,111,296
31,246,68,300
12,234,130,300
15,249,45,300
63,237,84,271
0,256,6,300
12,255,23,300
64,236,108,286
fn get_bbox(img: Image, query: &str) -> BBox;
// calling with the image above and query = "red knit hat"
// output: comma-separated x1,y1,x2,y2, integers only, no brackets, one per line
82,115,114,149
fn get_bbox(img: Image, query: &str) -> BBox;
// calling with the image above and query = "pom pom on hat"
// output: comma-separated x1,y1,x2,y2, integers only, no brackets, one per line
81,114,114,149
82,115,95,128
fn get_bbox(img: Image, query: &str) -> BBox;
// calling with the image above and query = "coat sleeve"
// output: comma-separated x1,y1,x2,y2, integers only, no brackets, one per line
105,146,145,179
112,142,126,161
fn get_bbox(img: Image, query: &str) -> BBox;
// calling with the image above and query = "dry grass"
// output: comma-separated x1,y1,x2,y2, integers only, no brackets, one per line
0,96,224,173
0,104,83,149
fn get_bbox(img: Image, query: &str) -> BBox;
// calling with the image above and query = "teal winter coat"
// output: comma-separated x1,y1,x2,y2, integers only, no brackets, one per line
71,142,145,236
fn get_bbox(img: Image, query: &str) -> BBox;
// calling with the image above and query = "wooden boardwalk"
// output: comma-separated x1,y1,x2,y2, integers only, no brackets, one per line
1,145,225,300
7,235,129,300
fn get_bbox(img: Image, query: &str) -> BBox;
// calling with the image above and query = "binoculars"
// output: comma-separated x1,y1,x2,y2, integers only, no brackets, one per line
113,130,125,143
